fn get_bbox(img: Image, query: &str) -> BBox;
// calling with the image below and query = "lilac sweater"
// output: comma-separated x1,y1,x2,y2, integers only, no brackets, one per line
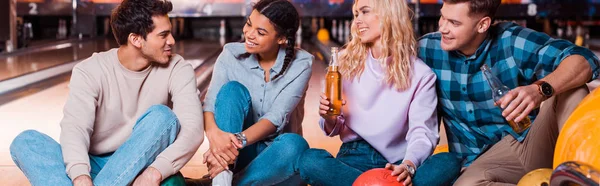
319,52,439,167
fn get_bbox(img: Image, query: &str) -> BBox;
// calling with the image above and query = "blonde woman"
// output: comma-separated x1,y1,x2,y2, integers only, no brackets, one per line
297,0,460,185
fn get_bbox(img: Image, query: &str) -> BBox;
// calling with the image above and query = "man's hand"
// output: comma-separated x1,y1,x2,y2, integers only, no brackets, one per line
204,150,235,178
496,84,545,123
132,167,162,186
73,175,93,186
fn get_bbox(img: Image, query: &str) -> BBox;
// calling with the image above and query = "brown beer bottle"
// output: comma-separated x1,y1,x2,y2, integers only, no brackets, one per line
326,47,342,116
481,64,531,133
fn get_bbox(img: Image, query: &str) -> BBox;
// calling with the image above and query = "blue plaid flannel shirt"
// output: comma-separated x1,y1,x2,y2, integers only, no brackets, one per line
417,22,600,166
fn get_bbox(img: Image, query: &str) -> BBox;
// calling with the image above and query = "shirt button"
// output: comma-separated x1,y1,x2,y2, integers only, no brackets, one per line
260,99,263,102
464,61,468,65
462,87,466,91
261,84,264,87
257,114,260,117
468,110,473,113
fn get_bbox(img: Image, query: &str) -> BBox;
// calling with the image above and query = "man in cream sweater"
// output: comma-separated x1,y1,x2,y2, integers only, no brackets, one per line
9,0,204,185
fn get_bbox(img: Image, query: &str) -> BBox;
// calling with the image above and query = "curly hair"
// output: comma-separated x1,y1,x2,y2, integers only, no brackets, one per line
110,0,173,46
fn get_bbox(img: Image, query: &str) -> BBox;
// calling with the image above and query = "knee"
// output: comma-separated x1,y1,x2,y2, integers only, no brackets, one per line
274,134,309,159
453,173,487,186
428,153,461,170
140,105,180,130
216,81,250,101
10,130,49,157
453,166,490,186
414,153,461,186
297,149,331,174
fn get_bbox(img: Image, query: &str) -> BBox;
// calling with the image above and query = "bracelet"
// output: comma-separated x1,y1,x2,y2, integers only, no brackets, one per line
404,163,415,177
234,132,247,148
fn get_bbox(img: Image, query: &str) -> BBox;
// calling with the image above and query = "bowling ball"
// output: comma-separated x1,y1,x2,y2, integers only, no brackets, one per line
433,144,449,155
160,172,186,186
516,168,552,186
353,168,405,186
317,28,331,43
554,87,600,170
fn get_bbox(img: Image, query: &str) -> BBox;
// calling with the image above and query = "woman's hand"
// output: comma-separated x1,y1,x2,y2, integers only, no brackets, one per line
384,161,415,186
205,129,243,170
318,93,346,123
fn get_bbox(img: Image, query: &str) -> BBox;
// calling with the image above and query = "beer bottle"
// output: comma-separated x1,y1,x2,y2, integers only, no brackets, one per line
481,64,531,133
326,47,342,116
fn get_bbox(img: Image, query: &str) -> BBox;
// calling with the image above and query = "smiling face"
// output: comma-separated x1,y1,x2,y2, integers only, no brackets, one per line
352,0,382,45
139,15,175,64
438,2,489,54
242,10,286,55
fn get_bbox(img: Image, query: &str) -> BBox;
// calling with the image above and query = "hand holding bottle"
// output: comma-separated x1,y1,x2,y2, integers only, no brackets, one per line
481,64,532,133
319,93,346,123
494,84,545,123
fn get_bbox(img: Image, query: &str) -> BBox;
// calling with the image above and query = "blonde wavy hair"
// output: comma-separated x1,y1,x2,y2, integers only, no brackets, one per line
339,0,416,90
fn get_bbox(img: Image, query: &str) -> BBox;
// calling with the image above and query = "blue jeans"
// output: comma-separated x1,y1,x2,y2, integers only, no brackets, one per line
10,105,180,186
297,140,461,186
214,81,309,186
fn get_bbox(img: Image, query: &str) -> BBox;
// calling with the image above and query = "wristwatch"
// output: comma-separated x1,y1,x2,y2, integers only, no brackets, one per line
404,164,415,177
533,80,554,98
234,132,247,148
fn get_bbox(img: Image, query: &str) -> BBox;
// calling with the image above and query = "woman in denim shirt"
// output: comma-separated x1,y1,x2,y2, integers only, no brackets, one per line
200,0,313,185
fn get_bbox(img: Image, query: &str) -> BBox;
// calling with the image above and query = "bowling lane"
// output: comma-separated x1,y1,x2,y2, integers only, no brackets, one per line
0,38,119,82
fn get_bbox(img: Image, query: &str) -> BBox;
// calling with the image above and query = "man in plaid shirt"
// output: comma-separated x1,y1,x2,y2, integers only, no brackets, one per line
417,0,600,184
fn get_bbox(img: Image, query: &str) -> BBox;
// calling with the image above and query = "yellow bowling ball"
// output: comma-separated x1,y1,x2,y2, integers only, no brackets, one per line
433,144,449,155
517,168,552,186
553,87,600,170
317,28,331,44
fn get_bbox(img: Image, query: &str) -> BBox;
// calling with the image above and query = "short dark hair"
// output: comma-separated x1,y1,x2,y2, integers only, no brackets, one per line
253,0,300,80
110,0,173,46
443,0,501,18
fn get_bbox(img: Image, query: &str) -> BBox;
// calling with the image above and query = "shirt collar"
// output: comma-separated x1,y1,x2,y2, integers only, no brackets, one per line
452,35,492,61
246,46,287,74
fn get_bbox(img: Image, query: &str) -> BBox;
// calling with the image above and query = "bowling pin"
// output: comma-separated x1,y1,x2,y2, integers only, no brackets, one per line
332,20,337,41
296,23,302,48
220,19,226,46
344,20,350,43
337,20,343,42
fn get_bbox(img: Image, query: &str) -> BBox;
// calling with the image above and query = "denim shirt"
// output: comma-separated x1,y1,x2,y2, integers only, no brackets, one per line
204,43,314,139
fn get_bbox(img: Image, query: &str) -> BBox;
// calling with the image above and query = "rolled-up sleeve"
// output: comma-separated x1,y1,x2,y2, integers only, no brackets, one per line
511,26,600,82
260,57,313,132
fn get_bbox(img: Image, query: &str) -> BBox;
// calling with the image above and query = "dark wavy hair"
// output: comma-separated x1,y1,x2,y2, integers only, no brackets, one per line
110,0,173,46
253,0,300,80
